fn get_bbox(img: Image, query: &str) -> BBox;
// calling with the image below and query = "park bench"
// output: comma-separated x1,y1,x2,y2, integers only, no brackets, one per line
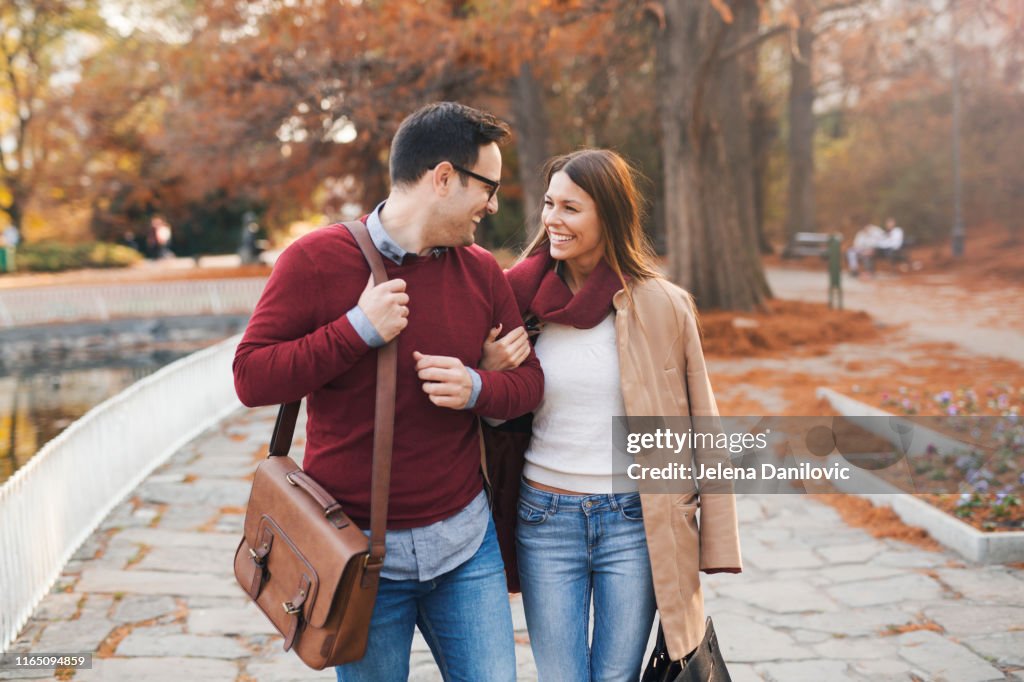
781,232,830,259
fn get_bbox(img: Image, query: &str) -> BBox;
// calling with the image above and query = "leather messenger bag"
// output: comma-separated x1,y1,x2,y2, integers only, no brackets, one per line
233,221,396,669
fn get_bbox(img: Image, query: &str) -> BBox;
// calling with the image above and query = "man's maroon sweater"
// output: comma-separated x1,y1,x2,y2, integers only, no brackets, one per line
233,223,543,529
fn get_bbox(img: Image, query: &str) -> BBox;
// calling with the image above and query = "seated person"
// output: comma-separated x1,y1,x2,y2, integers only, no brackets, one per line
874,217,905,263
846,223,884,276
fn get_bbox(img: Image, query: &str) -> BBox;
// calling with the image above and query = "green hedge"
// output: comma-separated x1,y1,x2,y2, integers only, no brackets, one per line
15,242,144,272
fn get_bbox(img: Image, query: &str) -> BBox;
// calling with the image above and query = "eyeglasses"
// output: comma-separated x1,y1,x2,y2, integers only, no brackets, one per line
430,162,500,200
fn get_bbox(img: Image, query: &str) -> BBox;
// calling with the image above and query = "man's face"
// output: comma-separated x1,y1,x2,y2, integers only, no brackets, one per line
433,143,501,247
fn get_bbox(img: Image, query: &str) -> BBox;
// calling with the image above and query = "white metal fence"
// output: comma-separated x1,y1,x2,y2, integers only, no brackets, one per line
0,278,267,328
0,334,244,651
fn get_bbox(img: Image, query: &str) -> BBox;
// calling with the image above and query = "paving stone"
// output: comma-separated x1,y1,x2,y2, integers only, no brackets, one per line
32,617,114,654
114,528,239,552
712,613,815,662
510,594,528,632
790,629,831,644
408,658,443,682
933,567,1024,605
896,630,1004,682
135,546,228,574
31,593,82,621
746,548,823,570
762,608,911,636
187,603,276,636
76,569,239,598
724,579,839,613
137,479,251,507
812,634,899,660
816,542,883,564
243,657,328,681
515,643,539,682
756,659,857,682
826,573,944,607
794,529,876,547
728,663,765,682
185,595,250,610
924,604,1024,637
116,632,249,659
214,515,244,533
849,657,914,679
874,548,946,568
152,504,218,531
817,564,905,584
111,595,178,623
962,632,1024,667
0,670,56,681
90,656,238,681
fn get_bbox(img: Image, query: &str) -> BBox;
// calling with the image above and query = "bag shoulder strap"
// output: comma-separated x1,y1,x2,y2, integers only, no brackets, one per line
267,220,398,570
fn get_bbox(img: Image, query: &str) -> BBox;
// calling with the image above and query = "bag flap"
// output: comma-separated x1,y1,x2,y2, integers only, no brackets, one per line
243,457,370,628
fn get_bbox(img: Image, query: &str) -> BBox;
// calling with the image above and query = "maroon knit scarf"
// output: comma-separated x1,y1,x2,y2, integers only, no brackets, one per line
505,250,623,329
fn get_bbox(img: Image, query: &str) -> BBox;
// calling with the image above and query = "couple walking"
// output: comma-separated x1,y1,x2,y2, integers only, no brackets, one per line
233,102,741,681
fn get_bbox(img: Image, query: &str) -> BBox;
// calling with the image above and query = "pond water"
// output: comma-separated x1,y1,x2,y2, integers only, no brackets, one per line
0,316,247,485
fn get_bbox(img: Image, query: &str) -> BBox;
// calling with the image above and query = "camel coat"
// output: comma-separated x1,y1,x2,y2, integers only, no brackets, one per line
613,277,742,659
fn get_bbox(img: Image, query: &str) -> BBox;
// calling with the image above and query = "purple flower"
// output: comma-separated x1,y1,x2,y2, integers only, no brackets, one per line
948,405,959,416
975,480,990,492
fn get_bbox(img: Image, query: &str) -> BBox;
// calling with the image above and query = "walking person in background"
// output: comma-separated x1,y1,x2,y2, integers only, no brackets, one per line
233,102,543,682
482,149,742,681
1,224,19,273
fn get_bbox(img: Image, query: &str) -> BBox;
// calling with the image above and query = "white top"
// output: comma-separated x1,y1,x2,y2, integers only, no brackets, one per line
877,226,904,250
523,314,636,493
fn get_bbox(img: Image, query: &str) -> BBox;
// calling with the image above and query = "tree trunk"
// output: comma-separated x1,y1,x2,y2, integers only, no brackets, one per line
509,62,550,239
786,5,817,238
654,0,771,311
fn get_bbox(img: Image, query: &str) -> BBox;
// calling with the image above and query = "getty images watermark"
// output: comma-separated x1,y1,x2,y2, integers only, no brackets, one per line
608,416,1024,496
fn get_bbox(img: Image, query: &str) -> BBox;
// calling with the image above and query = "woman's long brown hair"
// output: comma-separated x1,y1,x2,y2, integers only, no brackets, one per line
520,149,662,293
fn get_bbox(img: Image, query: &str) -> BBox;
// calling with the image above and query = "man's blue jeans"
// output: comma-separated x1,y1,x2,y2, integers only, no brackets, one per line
516,480,657,682
335,516,515,682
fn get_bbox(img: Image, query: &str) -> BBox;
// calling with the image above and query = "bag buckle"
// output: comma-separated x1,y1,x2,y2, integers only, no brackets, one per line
249,547,265,566
282,599,302,615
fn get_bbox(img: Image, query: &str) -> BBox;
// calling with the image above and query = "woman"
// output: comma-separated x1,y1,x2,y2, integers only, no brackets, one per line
482,149,742,681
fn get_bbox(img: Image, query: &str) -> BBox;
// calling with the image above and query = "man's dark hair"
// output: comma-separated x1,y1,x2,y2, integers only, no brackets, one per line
389,102,510,187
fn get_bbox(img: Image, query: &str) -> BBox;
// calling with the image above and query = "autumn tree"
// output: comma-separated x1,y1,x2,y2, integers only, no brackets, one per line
0,0,103,240
649,0,772,310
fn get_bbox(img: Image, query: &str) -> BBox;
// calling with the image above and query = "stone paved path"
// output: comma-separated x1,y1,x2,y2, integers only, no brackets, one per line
3,406,1024,681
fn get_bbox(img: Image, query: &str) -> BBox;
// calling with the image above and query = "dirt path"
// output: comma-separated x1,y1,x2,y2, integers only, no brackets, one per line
708,267,1024,417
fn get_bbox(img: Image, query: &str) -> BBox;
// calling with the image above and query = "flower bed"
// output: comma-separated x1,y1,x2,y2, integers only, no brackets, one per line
858,383,1024,532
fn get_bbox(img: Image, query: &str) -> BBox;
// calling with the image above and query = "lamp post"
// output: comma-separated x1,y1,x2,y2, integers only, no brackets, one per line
950,0,965,258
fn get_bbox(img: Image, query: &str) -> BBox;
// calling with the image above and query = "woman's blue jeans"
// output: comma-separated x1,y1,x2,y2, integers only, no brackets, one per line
516,480,658,682
335,516,515,682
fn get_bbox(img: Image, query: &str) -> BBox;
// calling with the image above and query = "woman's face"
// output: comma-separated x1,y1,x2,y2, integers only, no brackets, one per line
542,171,604,268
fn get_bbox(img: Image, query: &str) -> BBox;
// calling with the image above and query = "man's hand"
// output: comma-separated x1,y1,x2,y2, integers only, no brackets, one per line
413,351,473,410
480,324,531,371
357,275,409,342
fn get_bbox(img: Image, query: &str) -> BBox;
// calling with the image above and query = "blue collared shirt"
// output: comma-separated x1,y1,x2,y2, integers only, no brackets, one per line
346,201,489,581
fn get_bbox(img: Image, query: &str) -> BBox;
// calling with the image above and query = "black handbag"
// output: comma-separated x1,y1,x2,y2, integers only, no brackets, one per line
642,617,731,682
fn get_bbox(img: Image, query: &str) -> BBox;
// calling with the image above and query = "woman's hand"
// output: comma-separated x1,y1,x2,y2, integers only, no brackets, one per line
480,324,531,371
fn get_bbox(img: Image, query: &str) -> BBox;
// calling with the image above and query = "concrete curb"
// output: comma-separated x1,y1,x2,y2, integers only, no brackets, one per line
817,387,1024,564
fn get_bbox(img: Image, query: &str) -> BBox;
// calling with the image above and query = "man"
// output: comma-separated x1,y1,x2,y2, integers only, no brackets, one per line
233,102,543,681
874,217,905,263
